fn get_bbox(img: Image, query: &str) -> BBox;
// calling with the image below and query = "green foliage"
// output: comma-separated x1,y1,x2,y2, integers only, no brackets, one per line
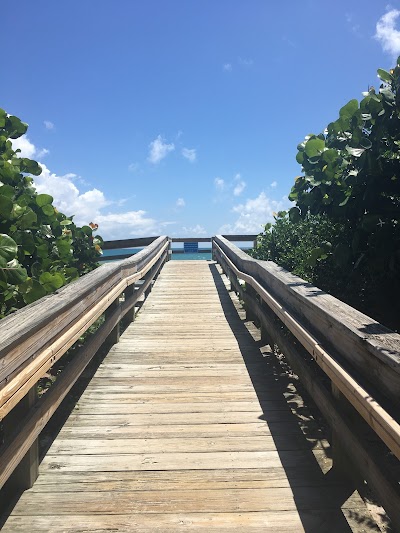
250,213,357,298
252,60,400,329
290,59,400,281
0,108,103,318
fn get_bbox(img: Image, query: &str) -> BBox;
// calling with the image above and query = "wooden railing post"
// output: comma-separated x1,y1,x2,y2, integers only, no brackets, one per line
124,285,135,324
144,267,153,299
244,284,258,323
330,383,363,486
167,238,172,261
105,297,120,346
3,387,39,491
259,300,275,350
223,263,232,291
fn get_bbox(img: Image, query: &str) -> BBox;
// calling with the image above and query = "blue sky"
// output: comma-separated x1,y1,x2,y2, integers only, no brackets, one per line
3,2,400,239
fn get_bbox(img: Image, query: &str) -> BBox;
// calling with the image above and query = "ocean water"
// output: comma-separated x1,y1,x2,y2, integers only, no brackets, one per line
102,245,251,262
172,252,212,260
102,249,213,261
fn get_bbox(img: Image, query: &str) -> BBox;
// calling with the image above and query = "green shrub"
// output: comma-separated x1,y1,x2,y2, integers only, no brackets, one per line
289,60,400,282
251,212,359,300
253,60,400,330
0,108,103,318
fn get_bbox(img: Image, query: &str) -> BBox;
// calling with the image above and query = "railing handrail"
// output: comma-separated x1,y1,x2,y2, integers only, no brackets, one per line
0,236,169,420
0,235,170,493
212,234,400,528
213,235,400,458
213,236,400,398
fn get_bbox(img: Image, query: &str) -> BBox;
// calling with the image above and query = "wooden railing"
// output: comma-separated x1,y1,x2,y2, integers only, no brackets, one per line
0,236,169,494
100,234,257,261
212,235,400,529
1,232,399,527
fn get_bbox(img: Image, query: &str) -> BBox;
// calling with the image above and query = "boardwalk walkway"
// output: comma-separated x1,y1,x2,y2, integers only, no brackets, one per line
3,261,378,532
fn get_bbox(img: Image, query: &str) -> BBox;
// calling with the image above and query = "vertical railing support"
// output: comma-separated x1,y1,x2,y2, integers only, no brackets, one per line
105,297,120,346
124,285,135,324
259,302,273,348
145,267,153,299
167,238,172,261
212,238,216,262
330,383,364,486
244,284,258,323
3,387,39,491
224,265,232,291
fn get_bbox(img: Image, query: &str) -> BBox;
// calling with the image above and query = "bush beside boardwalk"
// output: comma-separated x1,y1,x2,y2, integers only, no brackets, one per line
252,61,400,332
0,108,102,319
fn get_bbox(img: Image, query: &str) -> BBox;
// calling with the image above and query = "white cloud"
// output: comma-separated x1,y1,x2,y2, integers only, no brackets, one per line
182,147,197,162
214,177,225,191
181,224,207,235
33,163,108,226
233,180,246,196
345,12,361,37
176,197,185,207
36,148,50,158
270,180,277,188
220,192,289,234
148,135,175,164
128,162,139,173
44,120,54,130
215,173,246,197
11,135,167,239
96,211,158,239
33,164,158,239
223,63,232,72
11,135,50,159
233,173,246,196
238,57,254,67
34,164,163,239
375,9,400,57
11,136,37,158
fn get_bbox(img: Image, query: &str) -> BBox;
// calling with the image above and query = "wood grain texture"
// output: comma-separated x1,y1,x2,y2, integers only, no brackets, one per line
213,239,400,463
213,236,400,406
0,236,166,377
2,261,377,532
0,239,168,419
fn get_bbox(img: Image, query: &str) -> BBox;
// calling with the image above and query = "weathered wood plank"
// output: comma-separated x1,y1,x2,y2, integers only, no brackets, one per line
62,411,301,426
48,435,326,454
2,509,379,533
29,465,331,490
55,421,322,439
73,400,289,413
74,390,294,402
9,486,364,513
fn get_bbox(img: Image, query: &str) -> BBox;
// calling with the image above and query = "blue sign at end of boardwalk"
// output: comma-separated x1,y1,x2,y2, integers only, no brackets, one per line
184,242,199,253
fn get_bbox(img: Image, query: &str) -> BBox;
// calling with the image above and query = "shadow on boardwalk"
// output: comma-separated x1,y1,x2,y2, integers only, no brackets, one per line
208,262,379,533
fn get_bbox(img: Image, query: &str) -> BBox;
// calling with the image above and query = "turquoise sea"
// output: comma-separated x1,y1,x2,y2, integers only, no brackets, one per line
102,244,251,262
172,252,212,260
102,249,212,261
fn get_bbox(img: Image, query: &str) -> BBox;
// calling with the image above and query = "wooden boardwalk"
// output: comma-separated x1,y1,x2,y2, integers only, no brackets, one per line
2,261,378,532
